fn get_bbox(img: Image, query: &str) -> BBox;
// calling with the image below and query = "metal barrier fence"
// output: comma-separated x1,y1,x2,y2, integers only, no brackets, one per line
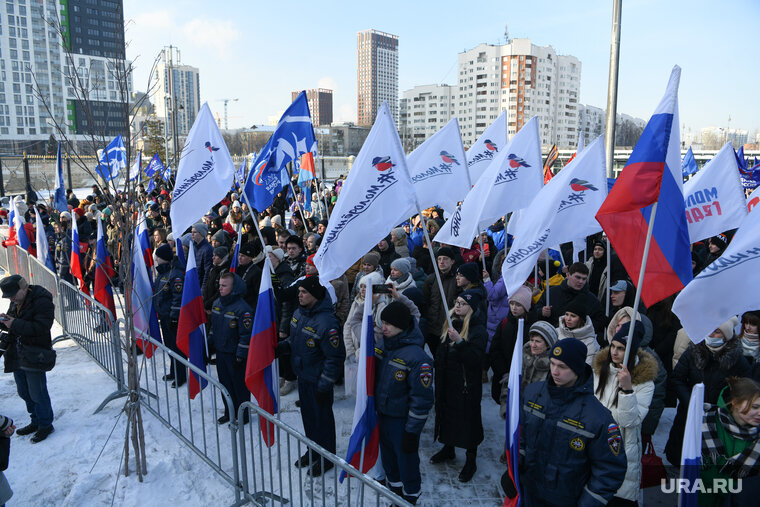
0,244,8,273
237,403,411,507
7,245,31,282
27,253,65,328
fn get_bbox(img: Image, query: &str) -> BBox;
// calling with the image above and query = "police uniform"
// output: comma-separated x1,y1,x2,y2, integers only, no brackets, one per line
287,294,345,454
209,274,253,422
154,257,186,385
375,323,434,504
520,364,628,507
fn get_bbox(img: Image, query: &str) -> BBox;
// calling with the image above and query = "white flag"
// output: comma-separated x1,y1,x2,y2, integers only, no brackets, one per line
435,116,542,249
748,185,760,213
170,103,235,235
466,110,507,185
313,102,417,282
501,136,607,296
406,118,469,216
682,143,746,243
672,207,760,343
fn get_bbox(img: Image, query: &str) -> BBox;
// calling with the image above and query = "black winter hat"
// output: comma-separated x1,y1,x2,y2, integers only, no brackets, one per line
611,321,644,366
240,242,261,258
564,297,588,322
154,243,173,262
457,262,480,284
711,234,728,250
380,301,413,331
551,338,588,379
299,276,326,300
0,274,23,298
459,289,483,311
214,246,229,258
436,246,457,261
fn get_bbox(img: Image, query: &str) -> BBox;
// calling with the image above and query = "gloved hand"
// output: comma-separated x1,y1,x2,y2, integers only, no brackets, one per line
500,470,518,498
401,431,419,454
234,356,245,370
315,387,332,405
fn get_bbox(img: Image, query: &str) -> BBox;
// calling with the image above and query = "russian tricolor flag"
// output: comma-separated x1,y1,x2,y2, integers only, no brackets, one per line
176,241,209,399
245,257,280,445
596,66,692,307
229,227,242,273
679,383,704,507
131,229,162,358
137,211,153,277
70,216,89,295
10,200,31,251
503,319,523,507
94,219,116,319
34,207,55,271
340,283,379,482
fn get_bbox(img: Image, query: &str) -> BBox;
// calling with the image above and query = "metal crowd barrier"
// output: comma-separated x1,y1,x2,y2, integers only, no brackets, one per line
237,403,410,507
0,245,9,273
7,245,31,282
26,253,65,328
131,325,243,506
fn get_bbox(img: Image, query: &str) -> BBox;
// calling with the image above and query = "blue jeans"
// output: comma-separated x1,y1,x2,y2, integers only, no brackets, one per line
14,370,54,428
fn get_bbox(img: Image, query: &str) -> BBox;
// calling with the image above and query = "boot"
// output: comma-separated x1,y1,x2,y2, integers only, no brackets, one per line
280,380,297,395
31,425,55,444
429,445,455,464
458,449,477,482
294,451,313,468
17,423,39,436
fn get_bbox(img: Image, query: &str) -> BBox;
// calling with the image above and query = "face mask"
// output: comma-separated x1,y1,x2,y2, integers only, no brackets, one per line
705,336,725,348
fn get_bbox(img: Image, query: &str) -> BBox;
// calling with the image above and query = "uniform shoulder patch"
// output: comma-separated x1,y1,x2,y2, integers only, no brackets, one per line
242,312,252,330
328,329,340,348
419,363,432,388
173,279,183,293
608,434,622,456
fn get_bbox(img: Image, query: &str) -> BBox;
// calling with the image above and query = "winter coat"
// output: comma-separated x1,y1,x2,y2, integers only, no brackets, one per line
422,268,460,339
237,260,262,313
374,324,434,435
203,258,231,310
521,342,551,391
489,311,536,403
54,228,73,279
330,275,350,327
434,311,487,449
375,243,400,280
209,275,253,358
672,328,691,370
286,252,306,279
0,285,55,373
153,260,184,320
593,348,658,501
343,293,420,361
556,315,599,365
534,279,608,335
271,261,296,336
194,238,214,292
484,276,510,344
521,367,628,507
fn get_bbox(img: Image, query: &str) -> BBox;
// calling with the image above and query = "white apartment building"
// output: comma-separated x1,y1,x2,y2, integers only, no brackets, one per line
398,84,456,151
154,47,201,138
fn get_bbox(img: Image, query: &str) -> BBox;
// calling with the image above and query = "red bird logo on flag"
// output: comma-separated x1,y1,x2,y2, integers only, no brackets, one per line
484,139,498,151
372,156,395,171
507,154,531,169
569,178,599,192
439,150,460,165
204,141,220,153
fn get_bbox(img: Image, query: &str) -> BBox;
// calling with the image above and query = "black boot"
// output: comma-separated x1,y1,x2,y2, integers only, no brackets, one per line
17,423,38,436
429,444,455,464
458,448,477,482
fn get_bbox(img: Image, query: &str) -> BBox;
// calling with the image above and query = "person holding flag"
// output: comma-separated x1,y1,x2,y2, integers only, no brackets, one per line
374,301,434,504
93,218,116,333
153,244,186,387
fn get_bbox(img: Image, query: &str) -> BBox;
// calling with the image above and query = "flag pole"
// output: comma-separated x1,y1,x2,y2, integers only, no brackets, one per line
285,162,308,226
457,122,488,274
622,201,658,367
417,209,455,331
604,0,623,179
545,252,551,308
606,237,611,316
239,189,276,275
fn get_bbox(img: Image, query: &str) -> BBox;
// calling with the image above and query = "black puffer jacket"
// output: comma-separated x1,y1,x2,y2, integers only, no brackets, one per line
0,285,55,373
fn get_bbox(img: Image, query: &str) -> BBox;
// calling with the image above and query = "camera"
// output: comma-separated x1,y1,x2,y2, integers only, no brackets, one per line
372,284,393,294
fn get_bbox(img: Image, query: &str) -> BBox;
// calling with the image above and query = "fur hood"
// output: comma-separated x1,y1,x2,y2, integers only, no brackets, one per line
691,338,744,371
592,347,659,385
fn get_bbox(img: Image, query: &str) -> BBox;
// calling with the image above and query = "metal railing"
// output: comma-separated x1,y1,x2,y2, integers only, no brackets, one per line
0,244,8,273
27,253,64,328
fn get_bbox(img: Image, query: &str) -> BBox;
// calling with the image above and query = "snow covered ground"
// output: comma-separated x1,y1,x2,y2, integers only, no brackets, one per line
0,292,679,506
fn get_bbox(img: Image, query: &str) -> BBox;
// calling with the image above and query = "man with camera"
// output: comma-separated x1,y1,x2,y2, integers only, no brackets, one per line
0,275,56,443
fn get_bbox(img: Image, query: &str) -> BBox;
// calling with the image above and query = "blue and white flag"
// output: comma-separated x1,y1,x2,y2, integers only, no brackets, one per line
144,153,164,178
234,157,246,190
678,383,704,507
682,143,746,243
406,117,469,216
467,110,507,185
146,177,156,194
96,135,127,181
504,319,524,507
53,142,67,212
170,103,236,236
11,198,30,251
129,150,142,182
161,164,172,182
242,91,317,212
681,146,698,178
672,205,760,343
501,136,607,296
34,206,55,271
313,102,417,282
436,116,542,249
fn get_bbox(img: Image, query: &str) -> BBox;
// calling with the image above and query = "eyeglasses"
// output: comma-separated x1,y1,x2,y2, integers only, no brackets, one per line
454,300,467,307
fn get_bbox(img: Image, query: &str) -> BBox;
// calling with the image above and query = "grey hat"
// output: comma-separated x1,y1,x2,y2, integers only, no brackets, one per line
390,257,411,276
529,321,558,348
60,211,72,220
0,274,23,298
192,222,208,237
213,246,229,258
610,280,628,292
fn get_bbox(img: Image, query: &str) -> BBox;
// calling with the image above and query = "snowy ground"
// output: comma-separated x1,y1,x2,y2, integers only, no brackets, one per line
0,291,679,506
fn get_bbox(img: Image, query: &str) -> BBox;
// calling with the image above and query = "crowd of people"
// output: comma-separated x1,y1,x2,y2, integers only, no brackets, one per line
1,174,760,506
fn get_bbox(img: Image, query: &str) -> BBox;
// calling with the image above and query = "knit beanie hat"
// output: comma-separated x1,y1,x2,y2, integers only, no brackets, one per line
362,251,381,268
717,316,739,341
299,276,326,300
712,234,728,250
565,297,588,322
436,246,457,261
380,301,413,331
611,321,644,364
214,246,229,259
154,243,173,262
529,321,558,348
457,262,480,284
192,222,208,237
390,258,411,276
459,289,483,311
306,254,316,266
551,338,588,379
240,242,261,258
212,229,228,245
266,246,285,262
359,271,385,288
509,285,532,312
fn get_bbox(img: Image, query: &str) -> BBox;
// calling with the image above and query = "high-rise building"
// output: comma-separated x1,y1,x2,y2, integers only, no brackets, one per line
154,47,200,139
0,0,131,153
357,29,398,126
457,39,580,148
292,88,333,126
578,104,646,148
399,84,456,151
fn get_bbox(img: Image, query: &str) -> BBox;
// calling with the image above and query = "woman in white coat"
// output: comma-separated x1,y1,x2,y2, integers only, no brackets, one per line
592,320,657,506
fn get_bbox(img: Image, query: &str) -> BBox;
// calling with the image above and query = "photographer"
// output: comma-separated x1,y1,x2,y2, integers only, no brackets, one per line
0,275,56,443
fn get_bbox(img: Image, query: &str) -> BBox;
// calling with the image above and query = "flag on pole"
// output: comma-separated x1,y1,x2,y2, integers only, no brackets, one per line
229,227,242,273
146,177,156,194
341,284,380,482
672,205,760,344
137,211,153,277
96,135,127,181
170,103,236,237
161,164,172,183
144,153,164,178
297,151,316,212
543,144,558,184
406,117,469,216
502,137,607,297
34,207,55,271
11,199,31,251
678,383,704,507
748,186,760,213
595,66,692,307
503,319,524,507
313,102,417,282
681,146,698,178
242,91,317,212
234,157,247,190
467,110,508,185
245,256,280,445
94,219,116,319
70,215,89,295
176,241,209,399
131,228,162,357
129,150,142,182
435,116,543,249
54,143,68,212
682,143,747,243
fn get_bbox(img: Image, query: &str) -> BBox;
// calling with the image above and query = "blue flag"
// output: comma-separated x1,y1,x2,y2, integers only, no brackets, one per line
146,177,156,194
96,135,127,181
242,91,317,212
145,153,165,178
680,146,698,178
161,164,172,182
54,142,67,212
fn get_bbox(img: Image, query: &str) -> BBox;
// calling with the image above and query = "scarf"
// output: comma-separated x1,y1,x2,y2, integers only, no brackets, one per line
702,404,760,478
742,332,759,358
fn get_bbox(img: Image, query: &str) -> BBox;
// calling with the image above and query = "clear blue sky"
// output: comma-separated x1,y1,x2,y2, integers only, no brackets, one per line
125,0,759,138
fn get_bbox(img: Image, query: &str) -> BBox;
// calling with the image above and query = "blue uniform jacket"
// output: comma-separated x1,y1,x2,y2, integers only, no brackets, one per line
375,325,434,435
520,366,627,507
153,259,184,320
209,274,253,359
287,295,345,391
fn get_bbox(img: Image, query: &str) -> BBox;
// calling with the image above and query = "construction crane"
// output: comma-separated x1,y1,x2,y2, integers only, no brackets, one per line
214,98,239,130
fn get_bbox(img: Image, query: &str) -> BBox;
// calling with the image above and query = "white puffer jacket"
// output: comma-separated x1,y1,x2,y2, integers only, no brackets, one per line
556,315,599,365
